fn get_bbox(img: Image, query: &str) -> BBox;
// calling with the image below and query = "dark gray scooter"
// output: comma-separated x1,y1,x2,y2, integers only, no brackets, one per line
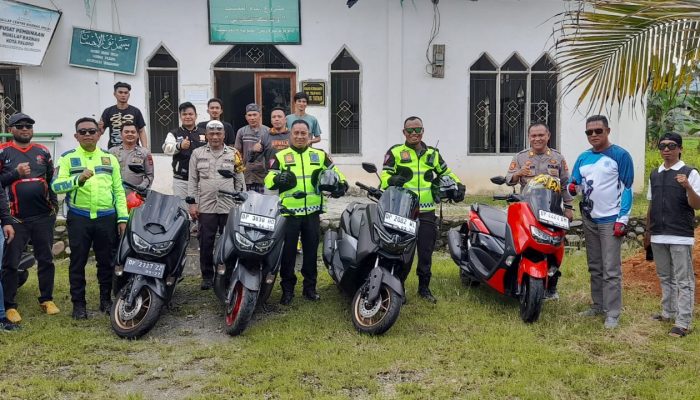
323,163,419,335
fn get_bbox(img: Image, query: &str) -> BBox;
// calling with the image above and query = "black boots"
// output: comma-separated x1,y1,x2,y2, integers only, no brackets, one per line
72,303,88,320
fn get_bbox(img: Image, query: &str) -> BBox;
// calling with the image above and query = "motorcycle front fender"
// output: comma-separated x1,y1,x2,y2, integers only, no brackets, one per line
231,262,262,292
125,275,167,305
517,257,548,285
366,265,404,303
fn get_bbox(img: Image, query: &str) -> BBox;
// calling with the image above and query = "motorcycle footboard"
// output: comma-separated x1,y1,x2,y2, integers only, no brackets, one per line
322,230,338,268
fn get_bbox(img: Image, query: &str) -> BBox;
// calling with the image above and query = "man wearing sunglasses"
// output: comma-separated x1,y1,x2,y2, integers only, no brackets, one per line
645,132,700,338
380,116,465,303
569,115,634,329
0,113,59,323
52,117,128,319
506,122,574,300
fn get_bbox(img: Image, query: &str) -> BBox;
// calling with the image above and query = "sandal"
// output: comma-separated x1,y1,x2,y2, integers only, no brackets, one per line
669,326,688,338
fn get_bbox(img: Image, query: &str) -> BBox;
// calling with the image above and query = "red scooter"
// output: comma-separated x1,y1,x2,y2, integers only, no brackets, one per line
447,174,570,323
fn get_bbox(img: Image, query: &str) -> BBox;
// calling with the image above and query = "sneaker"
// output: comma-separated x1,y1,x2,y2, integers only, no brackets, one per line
302,289,320,301
418,287,437,303
578,308,603,317
72,303,88,320
544,289,560,301
99,298,112,314
5,308,21,323
280,291,294,305
40,301,60,315
604,316,619,329
0,318,20,332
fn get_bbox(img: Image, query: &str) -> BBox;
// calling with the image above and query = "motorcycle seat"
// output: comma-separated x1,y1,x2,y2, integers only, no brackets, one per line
476,204,507,239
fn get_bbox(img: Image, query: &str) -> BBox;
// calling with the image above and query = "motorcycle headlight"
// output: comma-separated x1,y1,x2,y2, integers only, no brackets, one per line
254,239,274,252
530,226,562,246
235,232,254,250
131,233,173,256
132,233,150,253
150,240,174,256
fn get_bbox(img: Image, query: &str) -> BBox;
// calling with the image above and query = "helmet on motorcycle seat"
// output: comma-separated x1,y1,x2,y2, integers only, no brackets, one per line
432,175,459,200
126,191,144,211
317,169,341,193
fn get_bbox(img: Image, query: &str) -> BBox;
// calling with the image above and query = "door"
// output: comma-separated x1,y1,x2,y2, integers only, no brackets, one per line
147,70,179,153
254,72,295,127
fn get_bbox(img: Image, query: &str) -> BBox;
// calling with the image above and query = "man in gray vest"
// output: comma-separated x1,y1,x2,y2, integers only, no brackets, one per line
645,132,700,338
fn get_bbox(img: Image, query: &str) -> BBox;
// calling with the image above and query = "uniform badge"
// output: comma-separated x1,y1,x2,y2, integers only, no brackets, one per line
101,157,111,165
131,157,142,164
36,155,45,165
400,150,411,162
550,159,558,165
309,152,320,164
284,153,295,165
70,158,81,167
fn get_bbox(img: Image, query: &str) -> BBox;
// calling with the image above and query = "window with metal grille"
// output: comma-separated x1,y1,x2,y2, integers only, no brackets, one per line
0,65,22,133
469,53,558,154
147,46,179,153
330,48,360,154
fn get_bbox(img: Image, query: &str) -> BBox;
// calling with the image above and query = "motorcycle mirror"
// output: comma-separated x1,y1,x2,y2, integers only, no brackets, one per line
292,191,307,199
218,169,235,179
128,164,145,174
361,163,377,174
490,176,507,185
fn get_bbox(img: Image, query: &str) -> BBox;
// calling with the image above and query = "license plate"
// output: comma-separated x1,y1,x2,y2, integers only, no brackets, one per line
538,210,569,229
124,257,166,278
240,212,276,231
383,212,417,235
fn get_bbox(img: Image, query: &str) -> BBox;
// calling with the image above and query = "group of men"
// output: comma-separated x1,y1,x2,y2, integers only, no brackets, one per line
0,83,695,339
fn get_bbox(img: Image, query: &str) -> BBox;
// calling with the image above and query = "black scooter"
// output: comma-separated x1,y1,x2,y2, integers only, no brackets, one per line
213,187,289,336
111,181,190,339
323,163,419,335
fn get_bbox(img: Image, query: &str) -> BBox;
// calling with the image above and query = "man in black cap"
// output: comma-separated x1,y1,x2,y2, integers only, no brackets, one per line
0,113,59,323
645,132,700,338
234,103,269,194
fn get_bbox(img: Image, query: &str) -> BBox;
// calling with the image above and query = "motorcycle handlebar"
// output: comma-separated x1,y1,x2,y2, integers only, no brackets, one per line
123,181,147,196
493,194,508,201
355,182,382,199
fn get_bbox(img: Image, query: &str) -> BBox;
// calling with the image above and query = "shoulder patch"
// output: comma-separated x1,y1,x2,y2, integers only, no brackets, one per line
389,143,403,150
61,149,77,157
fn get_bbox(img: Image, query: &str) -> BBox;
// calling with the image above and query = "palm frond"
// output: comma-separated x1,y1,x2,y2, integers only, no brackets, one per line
554,0,700,112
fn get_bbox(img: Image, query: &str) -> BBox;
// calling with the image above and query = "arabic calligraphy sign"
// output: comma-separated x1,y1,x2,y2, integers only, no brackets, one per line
69,27,139,75
0,0,62,66
208,0,301,44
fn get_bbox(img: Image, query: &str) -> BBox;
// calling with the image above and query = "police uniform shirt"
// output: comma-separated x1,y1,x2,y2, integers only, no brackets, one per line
506,147,573,204
109,145,154,189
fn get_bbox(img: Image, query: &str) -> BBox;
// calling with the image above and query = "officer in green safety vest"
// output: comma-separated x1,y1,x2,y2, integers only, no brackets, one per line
380,116,465,303
264,119,348,305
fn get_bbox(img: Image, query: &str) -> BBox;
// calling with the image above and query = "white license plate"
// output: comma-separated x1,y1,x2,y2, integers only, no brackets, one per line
240,212,276,231
124,257,166,279
383,212,417,235
538,210,569,229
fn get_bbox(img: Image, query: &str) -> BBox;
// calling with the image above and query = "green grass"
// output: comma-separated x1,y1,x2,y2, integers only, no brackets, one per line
1,252,698,399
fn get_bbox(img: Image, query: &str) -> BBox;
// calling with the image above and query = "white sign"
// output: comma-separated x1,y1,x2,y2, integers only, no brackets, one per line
383,213,417,235
0,0,61,66
240,212,276,231
538,210,569,230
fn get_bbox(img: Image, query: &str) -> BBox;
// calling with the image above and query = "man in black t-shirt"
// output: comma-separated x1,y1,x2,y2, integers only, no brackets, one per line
196,98,236,146
99,82,148,149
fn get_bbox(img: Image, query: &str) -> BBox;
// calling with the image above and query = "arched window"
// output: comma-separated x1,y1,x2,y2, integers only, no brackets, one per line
330,48,360,154
147,46,179,153
469,52,558,154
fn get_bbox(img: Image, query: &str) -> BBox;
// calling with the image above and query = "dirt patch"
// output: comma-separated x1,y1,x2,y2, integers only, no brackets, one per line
622,227,700,304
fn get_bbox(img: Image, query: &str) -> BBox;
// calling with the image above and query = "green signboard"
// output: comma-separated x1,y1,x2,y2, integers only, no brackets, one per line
69,27,139,75
208,0,301,44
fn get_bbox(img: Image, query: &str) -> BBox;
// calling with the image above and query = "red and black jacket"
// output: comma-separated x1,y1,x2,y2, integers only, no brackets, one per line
0,142,58,220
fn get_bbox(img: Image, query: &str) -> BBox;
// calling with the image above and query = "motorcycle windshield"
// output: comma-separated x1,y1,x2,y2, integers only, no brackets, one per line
377,186,419,219
521,174,567,229
238,191,280,218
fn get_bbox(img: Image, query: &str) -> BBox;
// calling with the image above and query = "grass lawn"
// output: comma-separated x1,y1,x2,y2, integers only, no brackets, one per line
1,250,698,400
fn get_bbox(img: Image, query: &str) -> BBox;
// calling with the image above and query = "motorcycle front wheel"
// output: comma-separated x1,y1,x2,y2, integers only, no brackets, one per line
351,283,401,335
111,284,164,339
224,281,258,336
519,277,544,323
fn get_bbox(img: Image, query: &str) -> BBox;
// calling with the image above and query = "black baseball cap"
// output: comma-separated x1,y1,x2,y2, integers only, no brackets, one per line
659,132,682,146
8,112,35,126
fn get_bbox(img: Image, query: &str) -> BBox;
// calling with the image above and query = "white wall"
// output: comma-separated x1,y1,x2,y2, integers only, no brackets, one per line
13,0,646,194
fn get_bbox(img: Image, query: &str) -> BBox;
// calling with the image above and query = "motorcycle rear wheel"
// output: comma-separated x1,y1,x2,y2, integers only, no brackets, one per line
111,285,164,339
351,283,401,335
224,282,258,336
519,277,544,323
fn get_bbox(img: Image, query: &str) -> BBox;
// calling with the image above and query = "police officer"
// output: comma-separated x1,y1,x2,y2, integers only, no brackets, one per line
52,117,128,320
187,120,245,290
264,119,348,305
381,116,465,303
109,121,154,193
505,122,573,300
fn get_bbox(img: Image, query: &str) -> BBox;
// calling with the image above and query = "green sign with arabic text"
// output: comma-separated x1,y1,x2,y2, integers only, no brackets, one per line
208,0,300,44
69,27,139,75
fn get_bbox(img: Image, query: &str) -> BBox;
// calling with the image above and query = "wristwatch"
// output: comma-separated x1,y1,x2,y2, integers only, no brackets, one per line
185,196,196,205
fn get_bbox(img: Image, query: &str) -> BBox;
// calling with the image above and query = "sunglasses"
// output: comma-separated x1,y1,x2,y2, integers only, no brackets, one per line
584,128,606,136
77,128,98,136
658,142,679,151
404,127,424,135
13,124,33,130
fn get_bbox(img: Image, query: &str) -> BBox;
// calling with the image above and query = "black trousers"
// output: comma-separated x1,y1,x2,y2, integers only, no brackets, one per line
2,213,56,309
198,213,228,281
280,212,320,293
404,211,437,287
67,213,117,304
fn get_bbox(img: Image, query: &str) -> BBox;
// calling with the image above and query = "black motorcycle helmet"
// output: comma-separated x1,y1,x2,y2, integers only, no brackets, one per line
432,175,459,200
316,169,341,193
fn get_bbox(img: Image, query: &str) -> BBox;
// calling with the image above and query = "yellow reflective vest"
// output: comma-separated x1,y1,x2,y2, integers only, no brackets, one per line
264,146,346,216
